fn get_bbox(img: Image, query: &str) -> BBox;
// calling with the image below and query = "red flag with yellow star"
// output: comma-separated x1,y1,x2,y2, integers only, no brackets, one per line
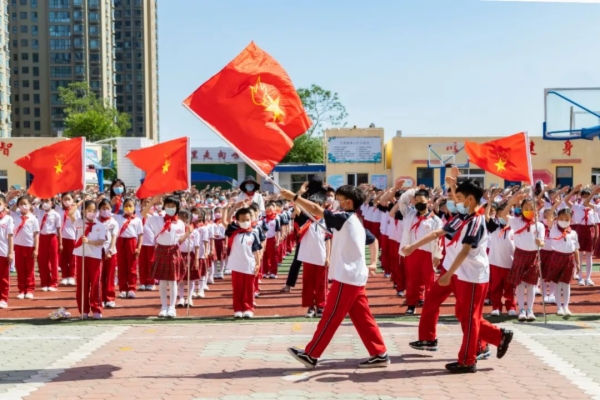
464,132,533,183
126,137,190,198
183,41,312,175
14,137,85,199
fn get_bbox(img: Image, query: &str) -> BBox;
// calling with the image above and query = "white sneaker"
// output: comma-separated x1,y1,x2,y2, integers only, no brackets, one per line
233,311,243,319
60,278,68,286
534,286,541,296
48,287,58,292
586,278,595,286
186,298,194,307
119,292,127,299
556,306,565,316
25,293,34,299
564,307,572,316
578,279,586,286
0,300,7,308
548,295,556,304
490,309,500,316
158,308,168,318
16,293,25,300
574,274,580,281
105,301,116,308
518,309,527,321
508,309,518,316
543,295,550,303
207,277,215,285
68,278,76,286
224,269,232,275
167,308,176,318
82,314,89,319
127,291,136,299
93,313,102,319
41,287,49,292
197,289,205,299
526,309,536,322
242,311,254,319
146,285,155,291
176,298,185,308
138,285,146,291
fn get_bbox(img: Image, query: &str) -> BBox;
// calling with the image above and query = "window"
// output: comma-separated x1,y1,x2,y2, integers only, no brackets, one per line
20,0,27,5
90,80,100,90
14,122,19,129
23,121,30,128
89,39,99,49
11,40,16,48
416,167,434,187
73,24,83,34
89,0,98,7
74,37,83,48
33,94,40,103
89,12,99,21
31,25,38,36
51,107,64,118
20,39,28,47
346,173,369,186
592,168,600,185
31,0,37,8
50,52,71,64
23,107,30,115
32,39,39,49
20,12,27,20
11,26,16,34
22,80,29,88
89,53,100,63
74,65,83,75
556,166,573,188
50,39,70,50
12,67,17,75
21,67,28,74
34,121,40,131
14,107,19,114
50,25,71,36
89,25,99,35
21,53,28,61
34,107,40,117
32,53,39,62
49,11,70,23
23,94,29,101
51,94,62,104
13,94,18,102
290,174,320,192
31,12,38,22
20,25,27,33
73,10,82,21
458,168,486,187
51,66,71,77
50,80,70,90
49,0,70,8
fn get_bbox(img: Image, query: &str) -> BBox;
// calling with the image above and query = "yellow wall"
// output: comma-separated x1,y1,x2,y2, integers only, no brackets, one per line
324,127,391,187
0,137,67,189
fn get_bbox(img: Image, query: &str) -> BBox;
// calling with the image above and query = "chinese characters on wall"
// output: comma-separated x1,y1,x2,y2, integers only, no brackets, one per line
0,141,12,157
191,147,241,163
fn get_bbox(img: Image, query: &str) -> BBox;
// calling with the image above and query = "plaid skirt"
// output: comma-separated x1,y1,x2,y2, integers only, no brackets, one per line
573,224,596,252
151,244,183,281
179,252,200,281
546,251,577,284
507,248,540,286
214,239,226,261
540,249,554,280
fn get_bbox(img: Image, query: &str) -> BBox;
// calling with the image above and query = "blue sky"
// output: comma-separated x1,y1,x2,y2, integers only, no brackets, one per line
157,0,600,146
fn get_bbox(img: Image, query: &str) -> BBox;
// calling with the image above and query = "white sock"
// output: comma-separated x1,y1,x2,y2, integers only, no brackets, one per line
210,262,215,279
200,278,206,291
526,284,535,310
516,283,525,310
159,280,168,309
223,259,228,270
168,281,177,309
188,281,195,301
549,282,556,297
560,282,571,309
541,281,548,297
585,252,593,279
194,280,200,292
177,281,185,298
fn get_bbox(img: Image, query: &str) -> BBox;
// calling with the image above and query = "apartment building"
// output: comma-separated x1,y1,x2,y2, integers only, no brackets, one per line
0,1,10,138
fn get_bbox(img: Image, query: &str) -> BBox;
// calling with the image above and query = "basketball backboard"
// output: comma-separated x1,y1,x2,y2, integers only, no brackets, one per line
544,88,600,141
427,142,469,169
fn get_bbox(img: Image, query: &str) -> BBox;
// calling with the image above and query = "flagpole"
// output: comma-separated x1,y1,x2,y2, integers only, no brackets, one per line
80,198,86,321
525,131,547,324
182,104,329,233
186,235,191,317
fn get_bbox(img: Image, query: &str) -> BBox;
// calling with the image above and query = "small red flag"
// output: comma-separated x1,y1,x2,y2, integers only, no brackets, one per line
183,41,312,175
464,132,533,183
14,137,85,198
126,137,190,198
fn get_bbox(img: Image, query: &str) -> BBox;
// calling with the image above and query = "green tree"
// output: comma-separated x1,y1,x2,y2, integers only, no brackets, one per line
283,84,348,163
59,82,131,142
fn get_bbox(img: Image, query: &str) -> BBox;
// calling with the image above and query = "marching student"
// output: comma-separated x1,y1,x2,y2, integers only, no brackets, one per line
262,201,281,279
0,195,14,308
404,179,513,373
110,179,126,214
282,185,390,369
191,207,209,299
212,207,227,279
499,193,545,322
114,198,144,299
139,197,161,291
398,186,443,315
540,208,556,304
58,192,78,286
177,209,200,307
143,195,191,318
98,200,118,308
35,198,62,291
249,204,267,298
68,200,107,319
378,187,404,295
567,188,596,286
224,206,262,319
11,196,40,299
545,204,580,316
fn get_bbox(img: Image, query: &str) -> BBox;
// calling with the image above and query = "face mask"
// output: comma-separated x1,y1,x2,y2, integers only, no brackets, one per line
164,208,177,217
455,202,468,215
8,199,16,207
100,210,111,218
542,218,548,225
245,184,255,192
195,198,201,203
446,200,456,213
498,217,506,225
557,220,570,229
86,212,97,220
113,187,124,195
192,215,198,221
333,200,341,211
42,202,52,211
19,205,29,214
514,207,522,215
63,200,72,208
326,196,334,204
214,213,222,219
414,203,427,212
123,207,134,215
155,204,163,211
219,196,225,201
522,210,534,220
207,199,213,204
239,221,251,229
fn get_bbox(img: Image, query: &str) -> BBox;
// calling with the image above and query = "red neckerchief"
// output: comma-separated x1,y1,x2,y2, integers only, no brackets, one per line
227,226,253,252
113,195,123,213
447,208,485,246
514,216,534,235
499,224,511,238
14,214,29,237
62,207,69,231
158,215,178,237
551,224,572,241
40,212,49,232
0,210,6,220
245,191,255,199
543,224,550,238
297,217,321,241
119,214,135,237
74,220,95,248
582,208,591,225
99,216,111,223
193,221,204,229
410,212,432,234
214,218,222,225
265,213,277,222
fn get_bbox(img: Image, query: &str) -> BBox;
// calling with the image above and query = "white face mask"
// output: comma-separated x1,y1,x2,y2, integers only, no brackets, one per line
326,196,334,204
332,200,341,210
557,220,570,229
63,200,72,208
42,202,52,211
239,221,251,229
19,205,29,214
86,212,97,220
164,208,177,217
155,204,163,211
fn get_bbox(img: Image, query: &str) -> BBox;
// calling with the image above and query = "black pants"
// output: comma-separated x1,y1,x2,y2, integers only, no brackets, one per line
286,242,302,287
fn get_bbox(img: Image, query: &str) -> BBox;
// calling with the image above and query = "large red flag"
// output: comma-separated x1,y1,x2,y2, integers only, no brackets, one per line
464,132,533,183
14,137,85,198
183,42,312,175
126,137,190,198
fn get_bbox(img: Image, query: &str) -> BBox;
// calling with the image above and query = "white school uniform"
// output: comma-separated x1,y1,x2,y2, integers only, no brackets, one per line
227,226,262,275
57,208,79,240
180,229,200,254
297,219,329,266
571,203,595,226
488,224,515,269
506,216,545,251
72,219,107,260
101,217,119,255
264,218,280,239
35,209,61,235
213,223,226,239
0,213,15,257
147,215,186,246
549,224,579,254
11,212,40,247
195,226,209,258
114,215,144,239
444,213,490,283
142,213,158,246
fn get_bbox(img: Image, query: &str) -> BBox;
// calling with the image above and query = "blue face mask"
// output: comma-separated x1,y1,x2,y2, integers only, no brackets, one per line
114,187,124,195
514,207,522,215
207,199,213,204
245,184,255,192
219,196,225,201
446,200,457,213
498,217,506,225
455,202,468,215
8,198,16,207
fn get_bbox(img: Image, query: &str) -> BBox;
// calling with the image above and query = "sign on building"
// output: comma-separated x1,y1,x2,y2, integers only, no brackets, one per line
327,137,382,163
191,147,242,163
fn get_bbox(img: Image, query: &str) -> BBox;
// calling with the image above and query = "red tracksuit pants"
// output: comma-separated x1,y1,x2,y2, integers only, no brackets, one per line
304,280,387,359
379,235,389,274
38,233,59,289
138,245,156,286
232,270,255,313
75,256,102,315
490,265,516,312
60,238,76,279
406,249,435,306
101,250,117,303
301,263,327,308
262,237,278,275
15,245,35,294
117,237,138,293
0,256,9,302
